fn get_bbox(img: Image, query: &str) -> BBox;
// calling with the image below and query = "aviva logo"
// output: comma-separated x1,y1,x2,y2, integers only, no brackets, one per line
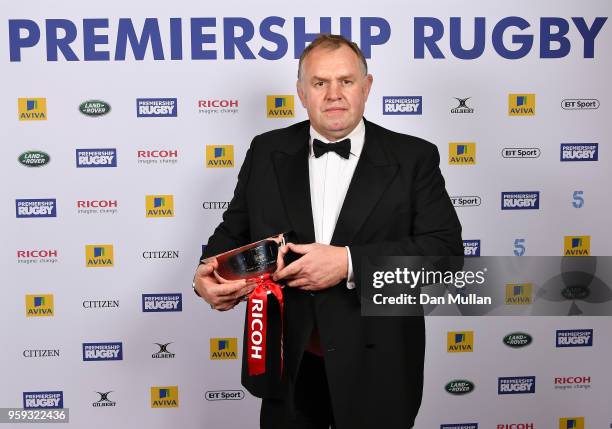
266,95,295,118
509,93,536,116
559,417,584,429
564,236,590,256
210,338,238,360
150,386,178,408
146,195,174,218
449,143,476,165
25,294,54,317
505,283,532,305
206,145,234,168
85,244,114,267
447,331,474,352
18,98,47,121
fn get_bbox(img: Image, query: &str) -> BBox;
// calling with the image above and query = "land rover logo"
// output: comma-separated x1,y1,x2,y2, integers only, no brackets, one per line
79,100,111,117
445,380,474,395
503,332,533,348
561,285,590,300
18,151,50,167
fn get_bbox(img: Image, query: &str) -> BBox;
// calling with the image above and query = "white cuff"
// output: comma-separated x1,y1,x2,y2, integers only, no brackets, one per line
345,246,356,290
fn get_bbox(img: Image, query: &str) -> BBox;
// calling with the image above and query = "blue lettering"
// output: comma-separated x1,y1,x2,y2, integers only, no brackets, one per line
450,17,485,60
294,17,332,58
46,19,78,61
83,18,110,61
360,17,390,58
258,16,287,61
115,18,164,60
339,17,352,41
170,18,183,60
540,18,570,59
492,16,533,59
572,17,607,58
223,18,255,59
9,19,40,62
414,17,445,59
191,17,217,60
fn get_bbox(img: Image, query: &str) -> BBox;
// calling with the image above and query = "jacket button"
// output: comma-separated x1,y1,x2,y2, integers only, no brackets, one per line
309,292,315,297
327,347,336,352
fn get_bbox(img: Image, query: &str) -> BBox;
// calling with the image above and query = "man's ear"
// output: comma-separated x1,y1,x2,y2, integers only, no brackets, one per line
296,79,307,108
363,74,374,101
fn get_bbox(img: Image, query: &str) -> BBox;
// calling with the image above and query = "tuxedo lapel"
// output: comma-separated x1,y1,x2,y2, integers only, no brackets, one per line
330,120,398,246
272,124,316,244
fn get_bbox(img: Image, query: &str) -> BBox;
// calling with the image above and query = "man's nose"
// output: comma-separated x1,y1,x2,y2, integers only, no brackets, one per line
325,81,342,100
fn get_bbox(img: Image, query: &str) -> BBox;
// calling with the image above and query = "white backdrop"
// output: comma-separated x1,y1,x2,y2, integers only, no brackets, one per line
2,1,612,428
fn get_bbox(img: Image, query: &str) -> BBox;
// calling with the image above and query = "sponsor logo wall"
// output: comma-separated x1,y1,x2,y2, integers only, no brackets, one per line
3,2,610,429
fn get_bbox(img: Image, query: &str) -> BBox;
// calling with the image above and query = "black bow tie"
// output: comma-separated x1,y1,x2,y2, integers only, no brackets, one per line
312,138,351,159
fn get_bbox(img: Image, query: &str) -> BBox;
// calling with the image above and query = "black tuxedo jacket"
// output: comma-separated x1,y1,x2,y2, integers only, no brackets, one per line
202,118,463,428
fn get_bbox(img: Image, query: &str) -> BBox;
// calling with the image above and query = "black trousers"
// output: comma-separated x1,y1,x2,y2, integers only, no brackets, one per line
260,352,335,429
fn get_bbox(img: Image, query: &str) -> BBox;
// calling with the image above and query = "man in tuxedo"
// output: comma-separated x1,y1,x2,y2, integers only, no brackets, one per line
194,34,463,429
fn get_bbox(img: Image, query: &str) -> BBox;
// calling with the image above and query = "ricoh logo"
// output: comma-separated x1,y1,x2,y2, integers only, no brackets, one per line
23,391,63,409
561,99,599,110
205,390,245,401
502,148,541,158
146,195,174,217
498,376,536,394
18,98,47,121
447,331,474,353
17,249,58,265
137,98,177,117
206,145,234,168
16,198,57,218
501,192,539,210
382,96,422,115
266,95,294,118
448,143,476,165
198,99,239,114
505,283,532,305
451,196,481,207
210,338,238,360
85,244,114,267
556,329,593,347
76,149,117,167
563,236,590,256
82,342,123,361
151,386,179,408
508,94,535,116
25,294,54,317
554,376,591,391
77,200,118,215
463,240,480,257
496,424,535,429
137,150,178,165
142,293,182,312
560,143,598,161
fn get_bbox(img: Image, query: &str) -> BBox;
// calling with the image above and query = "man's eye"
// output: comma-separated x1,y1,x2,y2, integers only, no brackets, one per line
314,81,324,87
343,80,353,85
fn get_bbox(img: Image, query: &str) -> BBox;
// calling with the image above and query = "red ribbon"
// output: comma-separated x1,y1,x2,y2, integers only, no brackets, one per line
246,274,284,376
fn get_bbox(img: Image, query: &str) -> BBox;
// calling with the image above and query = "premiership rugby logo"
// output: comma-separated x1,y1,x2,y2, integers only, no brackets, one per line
142,293,182,312
560,143,598,161
441,425,478,429
445,380,474,395
16,198,57,218
463,240,480,257
82,342,123,361
503,332,532,348
498,376,536,394
19,151,50,167
79,100,111,117
556,329,593,347
501,192,539,210
137,98,177,117
23,391,63,409
382,96,422,115
76,148,117,167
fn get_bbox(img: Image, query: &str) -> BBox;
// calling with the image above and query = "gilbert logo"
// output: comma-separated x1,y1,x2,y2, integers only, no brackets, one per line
25,294,54,317
564,236,590,256
266,95,294,118
85,244,114,267
23,391,63,409
151,386,179,408
146,195,174,218
447,331,474,352
18,98,47,120
449,143,476,165
206,145,234,168
505,283,532,305
559,417,584,429
210,338,238,360
508,94,535,116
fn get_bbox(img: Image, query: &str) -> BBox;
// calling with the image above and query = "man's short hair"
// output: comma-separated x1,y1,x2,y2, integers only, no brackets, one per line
297,34,368,79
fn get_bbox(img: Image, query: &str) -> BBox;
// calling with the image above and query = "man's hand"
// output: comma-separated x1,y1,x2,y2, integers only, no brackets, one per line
194,257,258,311
272,243,348,291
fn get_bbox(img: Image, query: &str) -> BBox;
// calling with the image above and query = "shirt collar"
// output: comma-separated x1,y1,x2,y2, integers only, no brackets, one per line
309,118,365,158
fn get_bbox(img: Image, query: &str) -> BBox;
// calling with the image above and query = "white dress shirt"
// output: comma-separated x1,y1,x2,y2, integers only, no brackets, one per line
308,119,365,289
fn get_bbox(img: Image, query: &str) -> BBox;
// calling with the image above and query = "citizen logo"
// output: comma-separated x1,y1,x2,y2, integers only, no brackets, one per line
142,250,179,259
93,391,116,407
203,201,230,210
23,349,60,358
83,300,119,309
205,390,245,401
152,342,176,359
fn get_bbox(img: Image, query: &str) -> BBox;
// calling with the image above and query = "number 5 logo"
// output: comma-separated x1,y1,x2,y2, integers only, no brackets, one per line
514,239,526,256
572,191,584,208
